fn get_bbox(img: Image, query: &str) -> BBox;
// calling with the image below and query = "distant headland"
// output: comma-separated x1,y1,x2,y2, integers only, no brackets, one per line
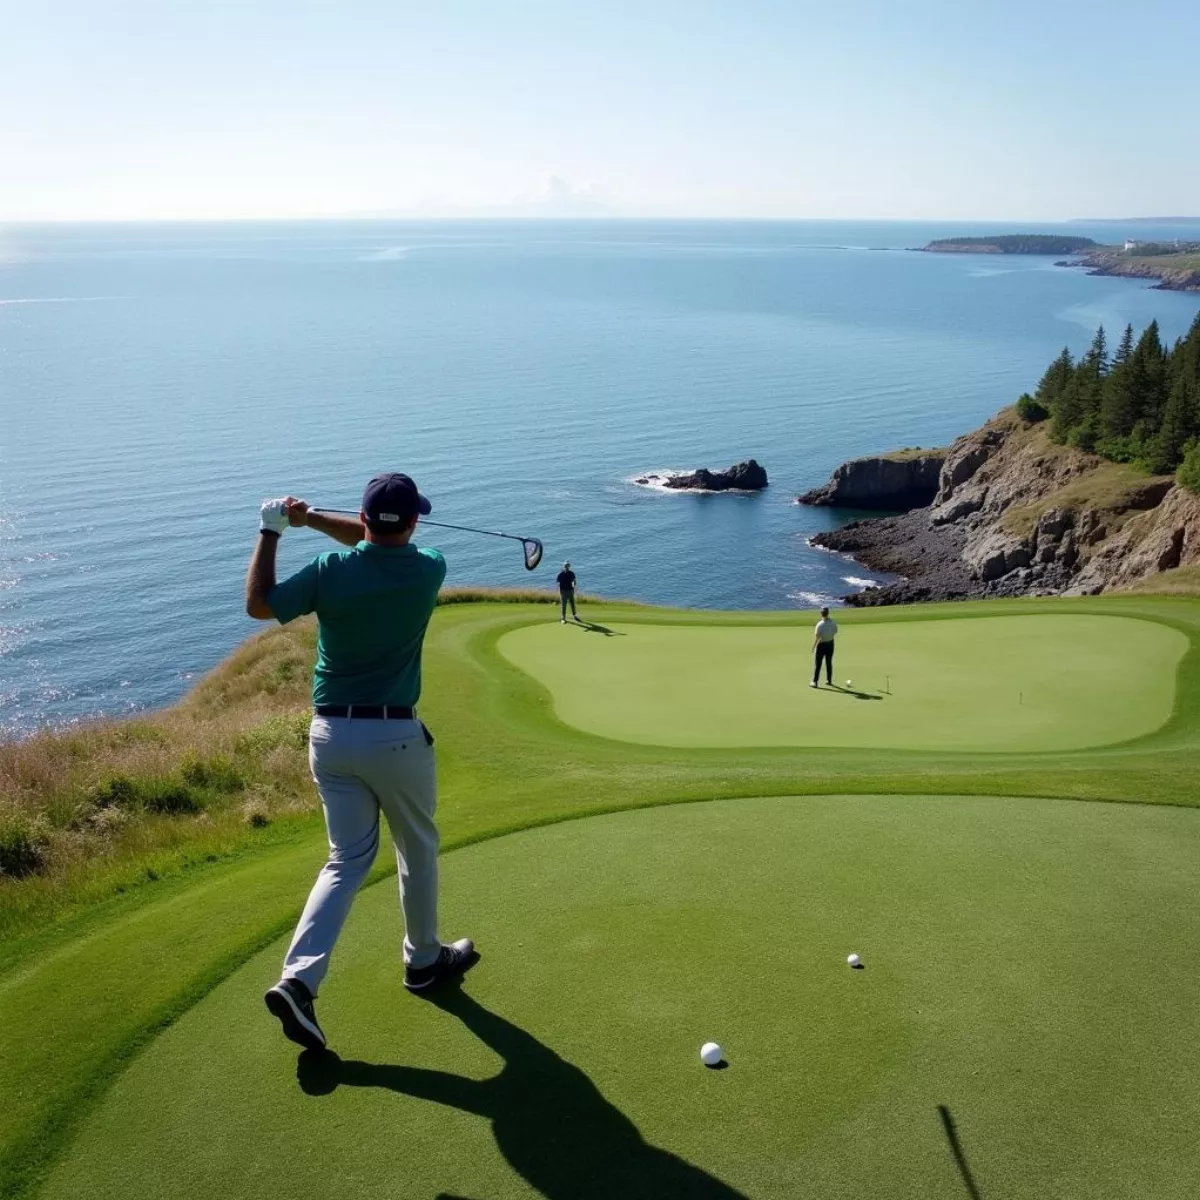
1058,242,1200,293
917,233,1200,292
919,234,1097,255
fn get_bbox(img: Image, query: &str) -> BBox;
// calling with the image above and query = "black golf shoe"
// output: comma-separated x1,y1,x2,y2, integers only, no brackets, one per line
265,977,327,1051
404,938,479,993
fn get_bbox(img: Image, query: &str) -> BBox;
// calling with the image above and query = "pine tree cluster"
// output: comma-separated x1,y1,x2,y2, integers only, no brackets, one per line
1016,312,1200,484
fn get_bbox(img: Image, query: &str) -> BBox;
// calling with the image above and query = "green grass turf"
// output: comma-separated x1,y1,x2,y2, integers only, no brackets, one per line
38,795,1200,1200
5,594,1200,1198
498,615,1186,750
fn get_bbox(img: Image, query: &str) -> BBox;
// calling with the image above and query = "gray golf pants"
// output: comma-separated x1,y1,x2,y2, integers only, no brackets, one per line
282,715,442,995
560,588,578,620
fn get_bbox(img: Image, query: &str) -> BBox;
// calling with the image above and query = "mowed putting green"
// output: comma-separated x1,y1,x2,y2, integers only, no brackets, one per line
41,795,1200,1200
500,614,1187,750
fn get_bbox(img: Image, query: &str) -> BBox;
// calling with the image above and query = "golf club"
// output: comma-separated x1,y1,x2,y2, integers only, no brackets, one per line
309,508,544,571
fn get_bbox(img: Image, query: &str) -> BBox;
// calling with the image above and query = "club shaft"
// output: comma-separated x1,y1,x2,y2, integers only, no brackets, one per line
424,520,529,545
310,508,533,545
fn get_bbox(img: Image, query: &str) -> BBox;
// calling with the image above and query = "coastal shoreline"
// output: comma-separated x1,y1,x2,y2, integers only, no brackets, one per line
1055,249,1200,293
812,514,992,607
915,233,1200,293
801,406,1200,608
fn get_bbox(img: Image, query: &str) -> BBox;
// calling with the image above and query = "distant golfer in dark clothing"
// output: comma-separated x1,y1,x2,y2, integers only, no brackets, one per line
557,561,578,623
812,606,838,688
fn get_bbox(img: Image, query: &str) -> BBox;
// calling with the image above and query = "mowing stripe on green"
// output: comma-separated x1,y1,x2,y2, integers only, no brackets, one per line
499,615,1186,750
40,795,1200,1200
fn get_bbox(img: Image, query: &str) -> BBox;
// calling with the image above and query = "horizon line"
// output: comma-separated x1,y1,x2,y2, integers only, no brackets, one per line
5,213,1195,227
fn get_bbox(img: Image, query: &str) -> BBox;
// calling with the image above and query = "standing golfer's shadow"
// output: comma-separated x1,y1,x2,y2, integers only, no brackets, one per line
827,685,883,701
297,987,747,1200
574,620,624,636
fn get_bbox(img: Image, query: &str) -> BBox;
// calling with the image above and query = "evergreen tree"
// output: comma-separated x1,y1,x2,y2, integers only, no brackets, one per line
1175,312,1200,394
1152,373,1200,472
1187,312,1200,362
1070,407,1100,453
1036,347,1073,408
1112,323,1135,372
1101,331,1142,443
1083,325,1109,378
1051,372,1086,444
1133,319,1168,433
1068,325,1107,447
1035,319,1196,464
1164,315,1200,465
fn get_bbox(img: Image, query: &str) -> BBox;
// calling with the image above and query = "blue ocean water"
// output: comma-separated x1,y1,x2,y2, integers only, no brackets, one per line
2,219,1199,738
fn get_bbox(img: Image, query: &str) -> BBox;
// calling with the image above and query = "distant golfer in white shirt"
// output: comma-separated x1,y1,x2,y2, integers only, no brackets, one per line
811,607,838,688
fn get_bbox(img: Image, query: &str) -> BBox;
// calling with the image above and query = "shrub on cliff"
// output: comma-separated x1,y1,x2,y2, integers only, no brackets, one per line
0,814,51,879
1176,442,1200,496
1016,393,1049,423
180,750,243,793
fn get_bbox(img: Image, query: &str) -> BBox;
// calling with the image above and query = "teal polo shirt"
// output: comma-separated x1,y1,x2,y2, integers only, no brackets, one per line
267,541,446,707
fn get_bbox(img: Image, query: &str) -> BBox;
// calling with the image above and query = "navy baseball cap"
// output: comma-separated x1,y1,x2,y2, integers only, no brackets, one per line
361,473,432,524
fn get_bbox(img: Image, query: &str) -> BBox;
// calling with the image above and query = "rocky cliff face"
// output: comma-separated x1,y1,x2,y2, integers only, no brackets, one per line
798,451,944,510
810,409,1200,604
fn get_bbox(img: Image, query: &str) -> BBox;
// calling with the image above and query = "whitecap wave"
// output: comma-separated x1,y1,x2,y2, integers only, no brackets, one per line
628,469,687,492
842,575,879,588
804,538,855,556
787,590,835,608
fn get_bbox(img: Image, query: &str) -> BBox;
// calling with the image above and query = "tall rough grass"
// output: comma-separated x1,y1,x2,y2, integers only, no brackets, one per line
0,620,317,887
0,591,588,898
437,586,592,606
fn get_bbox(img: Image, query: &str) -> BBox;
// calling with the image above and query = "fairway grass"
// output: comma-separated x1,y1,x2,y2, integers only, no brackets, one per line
5,593,1200,1199
40,796,1200,1200
499,615,1186,750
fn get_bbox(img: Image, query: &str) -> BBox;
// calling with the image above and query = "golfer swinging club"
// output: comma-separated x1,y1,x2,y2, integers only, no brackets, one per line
557,560,578,624
247,474,477,1053
811,605,838,688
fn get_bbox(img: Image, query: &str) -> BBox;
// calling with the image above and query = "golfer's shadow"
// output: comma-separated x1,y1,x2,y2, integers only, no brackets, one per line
297,986,746,1200
573,620,624,636
827,685,883,701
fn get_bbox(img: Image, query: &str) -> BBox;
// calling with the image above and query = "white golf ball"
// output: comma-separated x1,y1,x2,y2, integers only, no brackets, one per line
847,953,862,968
846,680,853,687
700,1041,724,1066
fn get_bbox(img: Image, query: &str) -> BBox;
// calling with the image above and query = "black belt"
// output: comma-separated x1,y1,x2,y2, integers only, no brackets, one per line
314,704,415,719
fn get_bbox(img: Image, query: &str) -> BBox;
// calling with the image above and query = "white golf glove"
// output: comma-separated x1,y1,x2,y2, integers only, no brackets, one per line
259,497,290,535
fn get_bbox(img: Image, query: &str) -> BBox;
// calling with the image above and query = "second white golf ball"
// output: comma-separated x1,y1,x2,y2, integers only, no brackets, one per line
700,1041,724,1066
847,953,862,967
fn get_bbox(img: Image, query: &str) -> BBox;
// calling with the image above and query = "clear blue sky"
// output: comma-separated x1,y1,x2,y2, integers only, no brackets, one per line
2,0,1197,221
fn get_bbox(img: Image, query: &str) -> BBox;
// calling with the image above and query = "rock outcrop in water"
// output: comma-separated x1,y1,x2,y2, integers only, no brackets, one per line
637,460,768,491
798,450,944,511
808,409,1200,605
